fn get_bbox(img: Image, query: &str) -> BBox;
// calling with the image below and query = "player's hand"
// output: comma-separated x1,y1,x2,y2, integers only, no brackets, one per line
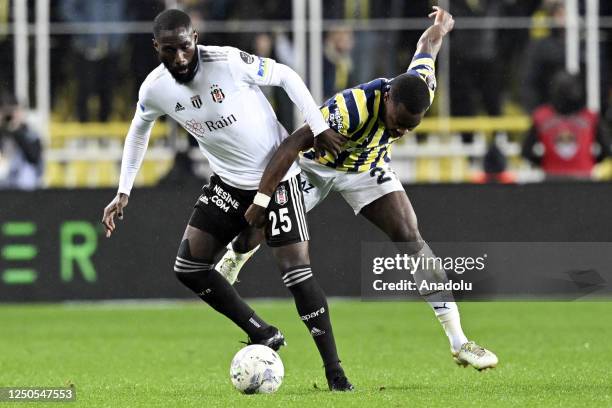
245,204,267,228
314,129,346,160
429,6,454,35
102,193,129,238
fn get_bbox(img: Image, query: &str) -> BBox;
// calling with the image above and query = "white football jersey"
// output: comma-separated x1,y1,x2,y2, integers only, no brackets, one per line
137,45,300,190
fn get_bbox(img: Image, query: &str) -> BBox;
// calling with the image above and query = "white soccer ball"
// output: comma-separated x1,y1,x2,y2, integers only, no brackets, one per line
229,345,284,394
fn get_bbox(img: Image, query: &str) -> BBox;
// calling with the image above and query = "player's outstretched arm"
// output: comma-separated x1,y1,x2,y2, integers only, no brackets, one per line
245,124,313,227
269,64,345,158
102,114,154,238
414,6,454,61
230,49,346,157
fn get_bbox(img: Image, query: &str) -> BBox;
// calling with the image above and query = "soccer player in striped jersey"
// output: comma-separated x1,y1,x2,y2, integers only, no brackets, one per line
219,6,498,371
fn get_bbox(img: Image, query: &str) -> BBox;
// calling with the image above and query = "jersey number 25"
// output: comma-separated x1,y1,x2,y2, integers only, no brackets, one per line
269,208,292,236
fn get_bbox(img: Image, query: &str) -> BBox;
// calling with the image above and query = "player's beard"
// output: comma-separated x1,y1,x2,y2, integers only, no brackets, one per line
166,55,199,84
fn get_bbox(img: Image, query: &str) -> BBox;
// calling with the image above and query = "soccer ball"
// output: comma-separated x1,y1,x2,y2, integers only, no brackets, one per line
229,345,284,394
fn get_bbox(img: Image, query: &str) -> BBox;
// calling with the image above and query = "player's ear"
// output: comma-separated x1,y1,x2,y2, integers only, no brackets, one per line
383,91,390,103
152,38,159,53
193,31,199,44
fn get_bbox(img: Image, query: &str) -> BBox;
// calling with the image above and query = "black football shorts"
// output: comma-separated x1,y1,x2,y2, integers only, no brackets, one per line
188,173,309,247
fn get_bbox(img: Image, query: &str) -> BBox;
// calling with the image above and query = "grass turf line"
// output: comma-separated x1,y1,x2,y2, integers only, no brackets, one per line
0,301,610,407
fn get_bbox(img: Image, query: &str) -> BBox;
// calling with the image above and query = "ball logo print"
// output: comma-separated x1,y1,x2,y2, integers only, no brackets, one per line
230,345,284,394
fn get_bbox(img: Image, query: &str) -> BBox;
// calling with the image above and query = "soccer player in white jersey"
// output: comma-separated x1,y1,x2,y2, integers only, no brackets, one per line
101,9,353,391
217,7,498,371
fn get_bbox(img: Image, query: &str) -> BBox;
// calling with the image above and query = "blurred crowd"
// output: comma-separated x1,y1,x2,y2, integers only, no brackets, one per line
0,0,611,188
0,91,43,189
0,0,609,120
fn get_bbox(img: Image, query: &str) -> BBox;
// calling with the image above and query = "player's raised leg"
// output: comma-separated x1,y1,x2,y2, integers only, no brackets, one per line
175,223,284,350
215,227,263,284
360,191,498,370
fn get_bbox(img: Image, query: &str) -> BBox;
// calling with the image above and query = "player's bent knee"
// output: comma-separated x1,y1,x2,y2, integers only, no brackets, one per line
174,239,215,295
271,242,310,272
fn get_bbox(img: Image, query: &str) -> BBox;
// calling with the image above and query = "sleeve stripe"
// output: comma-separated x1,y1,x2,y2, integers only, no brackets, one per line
411,57,433,65
408,64,432,73
412,53,433,60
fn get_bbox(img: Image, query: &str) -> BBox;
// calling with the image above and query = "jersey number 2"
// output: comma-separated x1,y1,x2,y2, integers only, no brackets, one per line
269,208,292,236
370,167,392,184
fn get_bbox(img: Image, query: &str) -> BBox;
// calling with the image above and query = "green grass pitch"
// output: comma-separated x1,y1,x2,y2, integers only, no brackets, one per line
1,300,610,407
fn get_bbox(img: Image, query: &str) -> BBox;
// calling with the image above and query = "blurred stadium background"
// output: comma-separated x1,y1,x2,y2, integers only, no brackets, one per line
0,0,610,189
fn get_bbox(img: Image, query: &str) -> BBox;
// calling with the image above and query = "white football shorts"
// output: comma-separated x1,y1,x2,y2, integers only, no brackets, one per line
298,156,404,215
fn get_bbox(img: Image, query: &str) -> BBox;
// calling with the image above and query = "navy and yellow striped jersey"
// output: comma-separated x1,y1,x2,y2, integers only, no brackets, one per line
303,53,436,172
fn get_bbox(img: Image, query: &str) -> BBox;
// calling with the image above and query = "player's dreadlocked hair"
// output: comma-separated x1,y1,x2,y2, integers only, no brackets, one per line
389,73,431,114
153,9,193,39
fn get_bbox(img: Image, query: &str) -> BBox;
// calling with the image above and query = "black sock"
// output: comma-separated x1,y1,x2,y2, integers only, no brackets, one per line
174,247,270,340
282,265,341,368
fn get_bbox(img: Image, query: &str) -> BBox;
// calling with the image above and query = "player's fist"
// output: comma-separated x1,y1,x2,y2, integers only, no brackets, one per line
245,203,267,228
314,129,347,160
102,193,129,238
429,6,454,35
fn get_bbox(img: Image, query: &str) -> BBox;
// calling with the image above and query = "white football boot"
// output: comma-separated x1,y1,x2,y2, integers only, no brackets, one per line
215,244,260,284
453,341,498,371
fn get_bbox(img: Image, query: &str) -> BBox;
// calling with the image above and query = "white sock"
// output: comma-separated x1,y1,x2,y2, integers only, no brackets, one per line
426,300,468,353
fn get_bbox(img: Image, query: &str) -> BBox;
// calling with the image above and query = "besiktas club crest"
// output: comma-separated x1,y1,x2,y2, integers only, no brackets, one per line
210,84,225,103
275,185,288,205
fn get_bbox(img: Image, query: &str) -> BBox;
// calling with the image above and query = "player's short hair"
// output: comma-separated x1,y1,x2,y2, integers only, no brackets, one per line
153,9,193,39
389,73,430,114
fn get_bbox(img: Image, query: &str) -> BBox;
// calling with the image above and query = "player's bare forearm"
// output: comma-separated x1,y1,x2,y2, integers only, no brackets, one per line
258,124,314,196
415,25,445,60
415,6,454,61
